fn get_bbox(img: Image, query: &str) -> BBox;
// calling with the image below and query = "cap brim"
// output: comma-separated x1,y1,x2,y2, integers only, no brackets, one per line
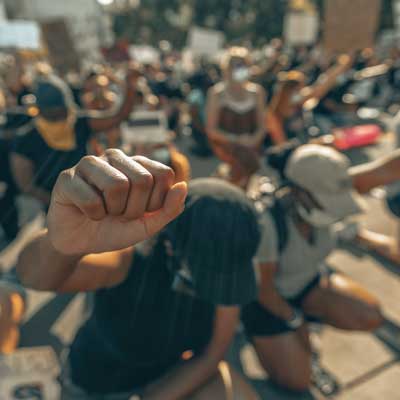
191,262,257,306
314,190,366,220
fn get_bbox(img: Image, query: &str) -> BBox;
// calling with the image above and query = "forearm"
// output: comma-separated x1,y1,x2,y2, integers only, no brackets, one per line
27,185,51,205
351,149,400,193
90,85,136,133
16,229,82,291
143,354,219,400
207,128,236,144
258,285,294,320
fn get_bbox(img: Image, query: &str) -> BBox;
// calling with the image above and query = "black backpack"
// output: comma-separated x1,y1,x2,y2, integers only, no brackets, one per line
249,177,290,253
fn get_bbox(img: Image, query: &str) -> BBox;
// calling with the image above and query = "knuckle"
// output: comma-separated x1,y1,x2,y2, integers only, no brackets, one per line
104,148,123,158
82,197,104,216
156,166,175,184
79,155,98,168
106,176,130,197
134,172,154,190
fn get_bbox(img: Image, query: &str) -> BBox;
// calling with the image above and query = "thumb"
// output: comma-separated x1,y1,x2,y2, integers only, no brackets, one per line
143,182,188,237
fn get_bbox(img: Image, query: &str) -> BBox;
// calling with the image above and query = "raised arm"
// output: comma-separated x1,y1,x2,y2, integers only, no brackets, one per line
142,306,240,400
350,149,400,194
88,66,140,133
299,55,353,105
16,149,187,292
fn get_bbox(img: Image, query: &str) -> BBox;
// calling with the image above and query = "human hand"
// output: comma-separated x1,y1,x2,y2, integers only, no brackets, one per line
48,149,187,256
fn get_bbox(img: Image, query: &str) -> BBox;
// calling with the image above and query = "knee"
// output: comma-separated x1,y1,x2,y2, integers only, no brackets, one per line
271,366,311,393
354,305,384,331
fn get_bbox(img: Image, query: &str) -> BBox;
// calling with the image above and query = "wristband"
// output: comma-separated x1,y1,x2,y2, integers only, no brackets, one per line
286,309,304,330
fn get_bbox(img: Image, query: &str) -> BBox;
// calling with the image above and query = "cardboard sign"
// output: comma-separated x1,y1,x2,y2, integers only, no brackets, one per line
40,19,80,74
284,13,319,46
0,347,61,400
0,21,41,50
129,45,160,64
188,27,225,57
324,0,382,53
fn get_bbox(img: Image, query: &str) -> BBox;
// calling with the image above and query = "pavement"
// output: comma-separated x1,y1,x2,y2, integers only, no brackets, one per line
1,131,400,399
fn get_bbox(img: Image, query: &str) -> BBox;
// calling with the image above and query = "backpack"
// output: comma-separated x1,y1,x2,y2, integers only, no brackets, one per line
248,176,289,253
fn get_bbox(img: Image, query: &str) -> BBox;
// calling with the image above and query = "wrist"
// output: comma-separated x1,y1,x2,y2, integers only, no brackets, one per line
285,309,304,330
44,229,86,260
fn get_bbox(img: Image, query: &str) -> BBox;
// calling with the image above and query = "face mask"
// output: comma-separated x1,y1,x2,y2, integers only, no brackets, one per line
232,67,249,83
291,93,303,105
150,147,171,165
296,204,340,228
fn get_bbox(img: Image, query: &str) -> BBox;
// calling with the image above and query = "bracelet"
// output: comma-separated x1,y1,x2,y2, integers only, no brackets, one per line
286,309,304,330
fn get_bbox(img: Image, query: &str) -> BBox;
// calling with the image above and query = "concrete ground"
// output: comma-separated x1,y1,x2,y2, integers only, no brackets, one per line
1,132,400,399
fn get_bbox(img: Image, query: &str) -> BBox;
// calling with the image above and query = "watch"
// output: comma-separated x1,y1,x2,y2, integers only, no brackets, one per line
286,309,304,330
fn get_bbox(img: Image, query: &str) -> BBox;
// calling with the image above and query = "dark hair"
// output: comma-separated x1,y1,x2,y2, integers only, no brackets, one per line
265,139,301,181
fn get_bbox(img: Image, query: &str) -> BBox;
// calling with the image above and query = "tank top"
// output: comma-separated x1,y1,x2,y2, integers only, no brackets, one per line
217,85,258,136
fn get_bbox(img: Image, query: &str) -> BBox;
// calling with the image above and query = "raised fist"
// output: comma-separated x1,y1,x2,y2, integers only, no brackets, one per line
47,149,187,255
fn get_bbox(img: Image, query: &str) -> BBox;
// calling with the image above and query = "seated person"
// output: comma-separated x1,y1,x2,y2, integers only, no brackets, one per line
242,144,385,392
11,66,139,208
17,150,261,400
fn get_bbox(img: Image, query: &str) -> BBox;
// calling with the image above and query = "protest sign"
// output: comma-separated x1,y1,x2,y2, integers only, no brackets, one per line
324,0,382,53
0,347,61,400
187,27,225,57
284,13,319,46
0,21,41,50
41,19,80,73
122,110,169,145
129,45,160,64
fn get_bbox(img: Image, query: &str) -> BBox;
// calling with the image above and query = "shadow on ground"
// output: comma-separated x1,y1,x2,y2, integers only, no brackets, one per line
20,293,76,356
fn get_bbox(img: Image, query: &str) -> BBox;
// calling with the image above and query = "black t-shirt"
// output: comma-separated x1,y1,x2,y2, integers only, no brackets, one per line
12,118,92,192
69,246,219,394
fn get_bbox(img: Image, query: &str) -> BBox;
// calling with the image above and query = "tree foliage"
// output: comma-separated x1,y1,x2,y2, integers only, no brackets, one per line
112,0,394,48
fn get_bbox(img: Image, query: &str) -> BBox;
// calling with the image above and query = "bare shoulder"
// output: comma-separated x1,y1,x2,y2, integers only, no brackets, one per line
247,82,266,97
209,82,226,97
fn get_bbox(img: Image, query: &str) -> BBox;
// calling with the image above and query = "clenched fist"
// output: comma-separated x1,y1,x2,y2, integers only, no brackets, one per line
47,149,187,255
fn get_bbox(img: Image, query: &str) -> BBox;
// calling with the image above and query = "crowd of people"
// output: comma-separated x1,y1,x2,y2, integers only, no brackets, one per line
1,36,400,399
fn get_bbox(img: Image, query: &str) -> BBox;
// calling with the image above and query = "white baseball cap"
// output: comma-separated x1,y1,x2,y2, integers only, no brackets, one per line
284,145,366,220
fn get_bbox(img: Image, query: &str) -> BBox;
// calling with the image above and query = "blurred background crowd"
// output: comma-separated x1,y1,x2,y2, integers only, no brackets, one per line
1,0,400,399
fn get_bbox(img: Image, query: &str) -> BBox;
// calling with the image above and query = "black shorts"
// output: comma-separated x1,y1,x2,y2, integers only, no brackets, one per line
241,275,321,337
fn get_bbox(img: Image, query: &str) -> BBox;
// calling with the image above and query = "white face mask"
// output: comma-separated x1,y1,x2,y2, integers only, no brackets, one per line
150,147,171,165
290,93,303,105
232,67,249,83
296,205,340,228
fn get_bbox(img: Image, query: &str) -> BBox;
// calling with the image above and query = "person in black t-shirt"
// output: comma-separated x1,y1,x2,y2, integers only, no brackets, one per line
16,150,261,399
11,67,139,208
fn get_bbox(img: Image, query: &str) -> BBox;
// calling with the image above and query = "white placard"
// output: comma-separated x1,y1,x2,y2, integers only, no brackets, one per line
284,13,319,46
122,110,169,145
188,27,225,57
129,45,160,64
0,347,61,400
0,21,41,50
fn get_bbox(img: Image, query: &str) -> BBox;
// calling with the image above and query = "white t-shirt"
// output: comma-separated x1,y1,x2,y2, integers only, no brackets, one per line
256,212,337,298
